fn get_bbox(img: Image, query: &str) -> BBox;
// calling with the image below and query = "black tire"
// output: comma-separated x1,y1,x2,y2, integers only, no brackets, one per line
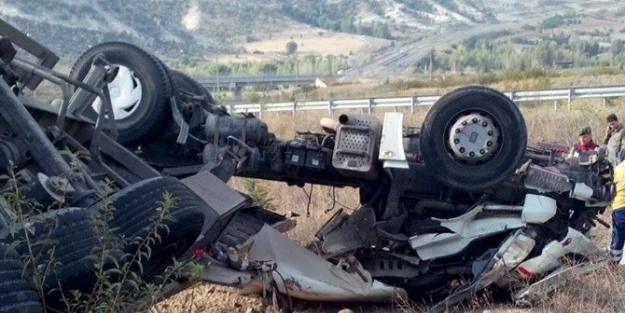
156,58,181,110
105,176,208,283
0,207,105,310
0,244,43,313
419,85,527,192
171,69,216,110
69,41,173,146
156,58,184,133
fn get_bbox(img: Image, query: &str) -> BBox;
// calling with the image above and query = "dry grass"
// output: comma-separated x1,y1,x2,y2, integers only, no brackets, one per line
212,54,278,64
247,70,625,104
241,31,390,57
528,265,625,313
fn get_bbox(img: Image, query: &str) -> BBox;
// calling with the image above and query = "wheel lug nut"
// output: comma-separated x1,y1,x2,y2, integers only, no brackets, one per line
488,130,493,136
480,149,485,154
482,121,488,127
462,121,467,125
459,147,465,153
455,129,461,133
469,152,475,157
472,118,478,123
487,141,493,146
454,139,460,144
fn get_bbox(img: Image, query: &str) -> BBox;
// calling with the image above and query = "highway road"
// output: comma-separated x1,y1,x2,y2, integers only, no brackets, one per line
343,3,623,80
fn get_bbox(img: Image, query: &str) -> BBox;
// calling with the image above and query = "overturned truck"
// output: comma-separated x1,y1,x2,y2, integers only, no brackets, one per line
0,18,616,313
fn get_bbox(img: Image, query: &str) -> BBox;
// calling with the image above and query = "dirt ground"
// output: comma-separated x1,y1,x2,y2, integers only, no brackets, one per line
154,281,537,313
241,32,389,57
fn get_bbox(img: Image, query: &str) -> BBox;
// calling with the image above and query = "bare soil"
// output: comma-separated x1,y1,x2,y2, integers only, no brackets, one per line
241,31,390,58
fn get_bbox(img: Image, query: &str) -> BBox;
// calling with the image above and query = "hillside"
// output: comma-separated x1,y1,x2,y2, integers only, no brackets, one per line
1,0,612,67
0,0,226,64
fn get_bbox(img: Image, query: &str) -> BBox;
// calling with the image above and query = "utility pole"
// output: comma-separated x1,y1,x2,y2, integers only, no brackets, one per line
429,49,434,82
216,55,220,96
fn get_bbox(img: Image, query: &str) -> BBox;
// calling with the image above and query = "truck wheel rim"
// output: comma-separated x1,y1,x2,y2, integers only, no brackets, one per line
91,65,143,120
447,111,501,164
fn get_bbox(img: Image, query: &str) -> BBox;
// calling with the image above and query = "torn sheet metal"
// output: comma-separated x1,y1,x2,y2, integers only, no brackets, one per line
318,206,377,256
512,260,608,305
240,224,408,303
427,229,536,313
513,227,603,279
409,205,526,260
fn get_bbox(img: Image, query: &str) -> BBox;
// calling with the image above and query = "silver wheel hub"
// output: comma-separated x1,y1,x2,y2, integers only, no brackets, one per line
448,113,500,163
91,65,143,120
110,86,121,98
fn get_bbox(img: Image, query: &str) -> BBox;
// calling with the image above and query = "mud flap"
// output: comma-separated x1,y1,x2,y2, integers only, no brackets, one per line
427,229,536,313
180,171,248,249
239,225,408,303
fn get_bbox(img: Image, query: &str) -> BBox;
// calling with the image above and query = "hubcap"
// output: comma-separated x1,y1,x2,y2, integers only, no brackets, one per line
91,65,143,120
448,113,500,163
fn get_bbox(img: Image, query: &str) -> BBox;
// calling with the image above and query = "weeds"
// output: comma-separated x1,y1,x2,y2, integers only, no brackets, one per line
391,67,560,92
0,163,204,313
242,178,277,211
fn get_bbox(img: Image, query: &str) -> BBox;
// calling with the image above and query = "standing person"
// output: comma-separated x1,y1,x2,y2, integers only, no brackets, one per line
609,148,625,264
573,126,599,152
566,126,598,161
604,114,625,165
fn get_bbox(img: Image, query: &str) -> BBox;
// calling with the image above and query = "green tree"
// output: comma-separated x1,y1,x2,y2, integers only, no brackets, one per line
534,41,557,67
255,62,279,74
612,39,625,58
286,40,298,54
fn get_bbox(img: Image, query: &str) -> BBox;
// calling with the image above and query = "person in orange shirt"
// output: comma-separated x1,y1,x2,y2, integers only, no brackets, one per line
609,148,625,264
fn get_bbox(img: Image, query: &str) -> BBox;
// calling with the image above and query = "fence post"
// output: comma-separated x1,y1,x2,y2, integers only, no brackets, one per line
292,102,296,117
368,98,373,114
229,102,234,114
553,100,558,111
258,103,263,118
568,88,573,110
328,100,333,116
410,97,415,114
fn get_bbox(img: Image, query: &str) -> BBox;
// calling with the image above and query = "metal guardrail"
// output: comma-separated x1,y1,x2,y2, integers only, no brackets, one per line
226,85,625,115
194,74,328,87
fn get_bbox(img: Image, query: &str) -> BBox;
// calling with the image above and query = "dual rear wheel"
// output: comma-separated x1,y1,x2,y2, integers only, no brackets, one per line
0,176,208,311
69,42,216,147
420,86,527,192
